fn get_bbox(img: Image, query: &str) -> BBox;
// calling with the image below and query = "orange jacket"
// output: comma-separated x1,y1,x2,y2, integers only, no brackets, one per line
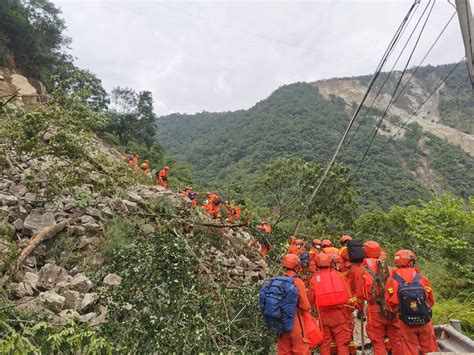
385,267,434,313
284,270,311,313
256,224,271,233
140,162,150,172
158,169,168,178
356,257,380,303
287,244,299,255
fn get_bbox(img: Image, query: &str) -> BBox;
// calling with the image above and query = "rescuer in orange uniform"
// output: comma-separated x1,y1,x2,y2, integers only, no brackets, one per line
287,236,299,255
155,166,170,188
225,201,241,222
322,239,339,257
140,159,150,175
255,221,272,258
385,250,438,355
308,253,353,355
295,239,306,255
183,187,198,208
277,254,311,355
356,241,403,355
203,192,222,219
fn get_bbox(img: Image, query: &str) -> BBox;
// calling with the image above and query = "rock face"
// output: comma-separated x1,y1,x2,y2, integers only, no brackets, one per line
38,264,68,290
23,213,56,236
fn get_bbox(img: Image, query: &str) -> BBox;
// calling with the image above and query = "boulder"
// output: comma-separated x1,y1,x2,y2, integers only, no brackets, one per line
62,290,81,310
41,291,65,313
103,273,122,287
23,272,39,290
38,263,68,290
101,206,114,217
0,193,18,206
13,218,24,231
24,192,36,204
112,199,128,213
76,236,102,251
59,309,80,322
90,306,108,326
127,191,143,202
23,212,56,236
245,271,259,283
237,255,251,268
10,282,34,298
141,224,155,235
69,274,93,293
222,258,236,267
70,225,86,236
122,199,138,212
80,215,95,224
84,222,101,234
80,292,98,311
78,312,97,323
86,207,101,218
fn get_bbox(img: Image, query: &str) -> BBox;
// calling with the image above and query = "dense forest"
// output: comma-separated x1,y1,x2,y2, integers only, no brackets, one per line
157,65,473,212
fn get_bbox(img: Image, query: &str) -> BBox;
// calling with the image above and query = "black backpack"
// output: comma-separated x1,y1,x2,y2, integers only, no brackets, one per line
393,273,432,326
346,240,365,263
188,191,196,200
213,197,222,206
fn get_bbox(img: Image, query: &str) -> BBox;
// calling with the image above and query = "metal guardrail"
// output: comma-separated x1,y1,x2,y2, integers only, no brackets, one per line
434,321,474,353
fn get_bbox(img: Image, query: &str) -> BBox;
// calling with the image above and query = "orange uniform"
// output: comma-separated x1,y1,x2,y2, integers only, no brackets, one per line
140,161,150,175
184,189,198,208
155,168,169,188
308,269,353,355
226,205,241,221
287,244,299,255
203,193,222,218
356,258,403,355
256,223,272,257
385,268,438,355
277,270,311,355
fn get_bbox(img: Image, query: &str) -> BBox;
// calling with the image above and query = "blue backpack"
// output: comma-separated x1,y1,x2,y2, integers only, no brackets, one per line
393,273,432,326
300,251,310,268
259,276,298,333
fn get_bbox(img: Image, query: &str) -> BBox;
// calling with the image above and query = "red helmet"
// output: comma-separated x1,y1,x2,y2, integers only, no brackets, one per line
312,239,322,246
164,166,170,170
282,254,301,270
316,253,331,267
340,235,352,245
295,239,304,246
364,241,382,258
321,239,333,248
394,249,416,267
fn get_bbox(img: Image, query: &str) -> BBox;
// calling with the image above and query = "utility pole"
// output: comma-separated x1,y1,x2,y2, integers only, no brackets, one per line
456,0,474,88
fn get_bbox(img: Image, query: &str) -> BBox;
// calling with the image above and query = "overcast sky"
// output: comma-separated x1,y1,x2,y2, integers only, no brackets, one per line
53,0,467,115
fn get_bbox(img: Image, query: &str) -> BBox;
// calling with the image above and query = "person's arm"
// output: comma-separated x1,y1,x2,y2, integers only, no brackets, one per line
421,275,435,307
294,278,311,313
385,276,399,313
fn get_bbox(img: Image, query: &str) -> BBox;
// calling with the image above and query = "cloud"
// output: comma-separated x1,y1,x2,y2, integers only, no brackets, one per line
54,0,465,115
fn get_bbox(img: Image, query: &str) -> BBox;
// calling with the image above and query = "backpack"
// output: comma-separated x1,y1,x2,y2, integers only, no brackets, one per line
300,251,310,268
393,273,432,326
188,191,196,200
259,276,298,333
362,259,394,319
213,196,222,206
346,240,365,263
311,269,349,308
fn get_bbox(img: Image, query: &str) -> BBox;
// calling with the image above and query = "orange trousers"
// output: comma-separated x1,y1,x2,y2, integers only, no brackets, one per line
277,311,311,355
399,321,438,355
366,304,403,355
319,307,353,355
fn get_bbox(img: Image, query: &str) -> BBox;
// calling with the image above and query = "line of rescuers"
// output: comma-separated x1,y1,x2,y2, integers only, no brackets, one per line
259,235,438,355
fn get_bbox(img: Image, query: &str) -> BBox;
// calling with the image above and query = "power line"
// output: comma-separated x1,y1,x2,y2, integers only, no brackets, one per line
344,0,427,149
291,0,420,236
350,0,436,179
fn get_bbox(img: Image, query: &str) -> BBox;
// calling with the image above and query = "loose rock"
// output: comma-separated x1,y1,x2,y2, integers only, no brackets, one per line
69,274,93,293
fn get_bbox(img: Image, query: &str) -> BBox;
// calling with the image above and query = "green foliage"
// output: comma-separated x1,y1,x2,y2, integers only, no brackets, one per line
98,226,269,352
433,296,474,336
256,157,357,234
355,196,473,297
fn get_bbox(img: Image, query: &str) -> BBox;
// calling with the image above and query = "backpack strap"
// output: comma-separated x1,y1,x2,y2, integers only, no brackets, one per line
412,273,422,283
392,272,406,284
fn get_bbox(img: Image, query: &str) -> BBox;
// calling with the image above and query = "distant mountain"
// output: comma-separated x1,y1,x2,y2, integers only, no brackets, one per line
157,63,473,211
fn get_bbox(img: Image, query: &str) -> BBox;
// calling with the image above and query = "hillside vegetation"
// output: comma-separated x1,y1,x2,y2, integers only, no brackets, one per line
157,64,473,212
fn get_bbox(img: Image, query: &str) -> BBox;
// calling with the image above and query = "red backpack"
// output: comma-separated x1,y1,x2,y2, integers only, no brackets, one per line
312,269,349,308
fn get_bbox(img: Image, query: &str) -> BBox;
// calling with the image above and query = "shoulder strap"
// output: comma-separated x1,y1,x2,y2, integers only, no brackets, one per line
392,272,406,284
412,273,422,283
362,266,377,279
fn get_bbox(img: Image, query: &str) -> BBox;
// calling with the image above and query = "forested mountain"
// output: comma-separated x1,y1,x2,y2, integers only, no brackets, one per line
157,63,474,211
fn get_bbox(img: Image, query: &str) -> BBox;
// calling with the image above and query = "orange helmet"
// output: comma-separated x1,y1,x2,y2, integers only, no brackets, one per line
316,253,331,268
288,236,296,244
394,249,416,267
340,247,349,261
312,239,322,246
295,239,304,246
364,241,382,258
340,235,352,245
206,191,211,196
282,254,301,270
321,239,333,248
164,166,170,170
